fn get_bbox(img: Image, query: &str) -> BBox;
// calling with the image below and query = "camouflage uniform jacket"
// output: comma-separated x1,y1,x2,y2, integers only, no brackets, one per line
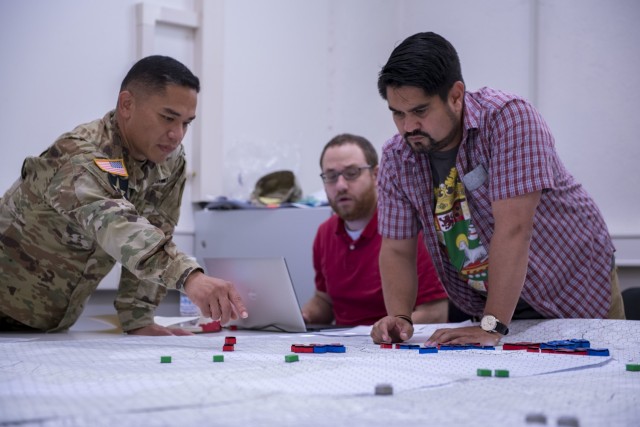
0,111,201,332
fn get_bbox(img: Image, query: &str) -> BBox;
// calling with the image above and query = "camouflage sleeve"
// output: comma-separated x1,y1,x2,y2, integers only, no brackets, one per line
114,267,168,331
111,153,200,331
46,150,200,291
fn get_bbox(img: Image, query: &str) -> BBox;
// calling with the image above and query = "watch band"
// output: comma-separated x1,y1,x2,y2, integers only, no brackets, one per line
480,314,510,335
492,320,509,335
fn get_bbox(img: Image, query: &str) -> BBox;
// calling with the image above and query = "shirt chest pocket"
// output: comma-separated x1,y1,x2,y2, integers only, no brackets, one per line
462,164,492,212
462,164,487,192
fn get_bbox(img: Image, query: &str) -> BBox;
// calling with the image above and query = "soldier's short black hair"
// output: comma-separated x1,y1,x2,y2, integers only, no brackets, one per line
120,55,200,94
378,32,463,102
320,133,378,169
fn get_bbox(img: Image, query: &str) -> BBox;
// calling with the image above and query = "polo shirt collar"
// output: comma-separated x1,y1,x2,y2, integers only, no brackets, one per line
335,208,379,242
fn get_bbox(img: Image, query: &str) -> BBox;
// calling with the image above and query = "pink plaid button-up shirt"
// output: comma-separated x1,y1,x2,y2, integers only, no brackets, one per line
378,87,614,318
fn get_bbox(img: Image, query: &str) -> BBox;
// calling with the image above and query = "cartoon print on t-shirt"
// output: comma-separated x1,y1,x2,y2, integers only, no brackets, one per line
434,167,489,292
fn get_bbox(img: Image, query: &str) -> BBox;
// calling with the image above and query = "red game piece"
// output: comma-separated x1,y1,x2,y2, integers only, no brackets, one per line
541,348,587,356
225,336,237,345
201,320,222,333
222,344,234,351
291,345,314,353
503,342,539,351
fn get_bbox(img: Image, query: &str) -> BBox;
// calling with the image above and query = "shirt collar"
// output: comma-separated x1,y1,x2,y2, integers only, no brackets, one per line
462,91,481,141
335,208,379,241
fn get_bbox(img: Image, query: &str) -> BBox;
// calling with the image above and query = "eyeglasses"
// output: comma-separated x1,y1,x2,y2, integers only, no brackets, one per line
320,165,372,184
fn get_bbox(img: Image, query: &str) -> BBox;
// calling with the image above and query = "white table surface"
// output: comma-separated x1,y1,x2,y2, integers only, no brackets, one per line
1,318,639,427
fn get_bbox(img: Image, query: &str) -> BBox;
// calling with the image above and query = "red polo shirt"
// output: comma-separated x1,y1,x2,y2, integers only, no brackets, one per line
313,209,447,326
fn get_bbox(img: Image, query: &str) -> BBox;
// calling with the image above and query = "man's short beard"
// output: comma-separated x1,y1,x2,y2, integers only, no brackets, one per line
404,130,452,154
329,183,377,222
403,107,460,154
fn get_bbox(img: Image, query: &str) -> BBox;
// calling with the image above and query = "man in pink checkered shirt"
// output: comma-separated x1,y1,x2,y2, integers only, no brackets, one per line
370,32,625,346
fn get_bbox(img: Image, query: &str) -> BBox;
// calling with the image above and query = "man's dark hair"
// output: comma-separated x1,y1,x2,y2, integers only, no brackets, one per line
120,55,200,94
377,32,463,101
320,133,378,169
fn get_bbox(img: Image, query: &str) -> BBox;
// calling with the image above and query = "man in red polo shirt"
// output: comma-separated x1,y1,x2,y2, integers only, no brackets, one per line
301,134,448,327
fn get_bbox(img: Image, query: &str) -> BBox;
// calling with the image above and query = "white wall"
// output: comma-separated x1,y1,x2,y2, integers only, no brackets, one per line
210,0,536,202
0,0,134,183
1,0,639,255
536,0,640,237
0,0,198,237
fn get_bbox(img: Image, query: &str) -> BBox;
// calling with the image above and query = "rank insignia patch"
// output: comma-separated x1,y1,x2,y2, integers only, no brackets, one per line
108,174,129,200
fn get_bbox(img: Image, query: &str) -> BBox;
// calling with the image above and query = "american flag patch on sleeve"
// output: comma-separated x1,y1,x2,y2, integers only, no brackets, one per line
93,159,129,177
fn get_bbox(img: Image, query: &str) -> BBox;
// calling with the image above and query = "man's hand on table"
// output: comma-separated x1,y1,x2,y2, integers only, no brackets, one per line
127,324,194,336
370,315,414,343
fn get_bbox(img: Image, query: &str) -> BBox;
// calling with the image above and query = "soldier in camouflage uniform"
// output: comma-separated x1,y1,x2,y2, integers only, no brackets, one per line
0,55,248,334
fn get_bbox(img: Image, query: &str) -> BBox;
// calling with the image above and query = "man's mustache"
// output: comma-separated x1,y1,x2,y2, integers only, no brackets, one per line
404,130,431,139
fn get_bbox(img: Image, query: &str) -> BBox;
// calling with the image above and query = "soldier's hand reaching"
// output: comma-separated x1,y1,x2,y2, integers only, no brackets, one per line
183,271,248,325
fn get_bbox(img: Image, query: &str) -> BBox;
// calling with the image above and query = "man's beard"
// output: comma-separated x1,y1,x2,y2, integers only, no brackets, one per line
404,108,460,154
329,183,377,222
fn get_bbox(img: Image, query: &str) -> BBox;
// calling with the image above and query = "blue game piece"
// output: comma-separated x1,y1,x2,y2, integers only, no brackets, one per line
586,348,609,356
570,339,590,349
418,346,438,354
327,344,346,353
541,340,575,349
313,345,328,354
440,344,468,351
398,344,421,350
464,344,496,350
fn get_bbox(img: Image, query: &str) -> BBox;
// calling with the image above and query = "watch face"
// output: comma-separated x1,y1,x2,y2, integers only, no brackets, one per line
481,315,497,331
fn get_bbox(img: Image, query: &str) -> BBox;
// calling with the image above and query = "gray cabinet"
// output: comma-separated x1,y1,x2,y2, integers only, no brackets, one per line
194,207,332,307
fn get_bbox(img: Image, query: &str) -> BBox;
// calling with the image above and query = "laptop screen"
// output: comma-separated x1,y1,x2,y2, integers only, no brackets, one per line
202,257,308,332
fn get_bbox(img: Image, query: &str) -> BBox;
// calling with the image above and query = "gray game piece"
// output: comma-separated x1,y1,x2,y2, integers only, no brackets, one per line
374,383,393,396
525,413,547,424
557,415,580,427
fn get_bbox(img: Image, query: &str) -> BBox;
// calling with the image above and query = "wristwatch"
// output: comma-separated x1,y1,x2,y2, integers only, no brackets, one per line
480,314,509,335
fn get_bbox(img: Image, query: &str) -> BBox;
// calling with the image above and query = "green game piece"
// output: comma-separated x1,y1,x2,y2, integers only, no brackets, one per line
477,368,491,377
626,364,640,372
160,356,172,363
494,369,510,378
213,355,224,362
285,354,299,363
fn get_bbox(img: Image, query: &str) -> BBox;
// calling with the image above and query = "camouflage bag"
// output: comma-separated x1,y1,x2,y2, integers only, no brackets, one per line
250,170,302,206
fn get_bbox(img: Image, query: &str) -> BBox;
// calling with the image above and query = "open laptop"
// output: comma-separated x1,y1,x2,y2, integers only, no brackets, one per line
202,257,334,332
